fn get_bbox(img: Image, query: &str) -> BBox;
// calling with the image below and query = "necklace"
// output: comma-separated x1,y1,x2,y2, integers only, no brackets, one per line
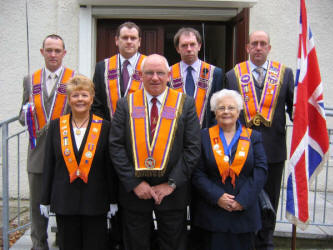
73,117,89,135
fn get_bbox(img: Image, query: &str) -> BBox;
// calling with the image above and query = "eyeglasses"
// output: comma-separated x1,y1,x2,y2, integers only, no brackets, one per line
143,71,167,77
216,106,237,112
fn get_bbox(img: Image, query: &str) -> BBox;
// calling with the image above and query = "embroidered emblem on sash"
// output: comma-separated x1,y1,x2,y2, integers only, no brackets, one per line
105,54,146,119
129,88,185,177
31,68,75,131
170,61,214,126
209,125,252,188
234,61,285,127
60,114,102,183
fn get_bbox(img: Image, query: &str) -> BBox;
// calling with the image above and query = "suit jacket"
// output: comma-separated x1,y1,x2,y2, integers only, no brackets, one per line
169,62,223,129
19,68,74,173
92,53,145,121
225,63,294,163
192,126,267,233
109,89,201,212
41,113,117,215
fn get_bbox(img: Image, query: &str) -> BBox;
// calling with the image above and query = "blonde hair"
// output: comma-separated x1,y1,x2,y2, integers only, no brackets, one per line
66,75,95,97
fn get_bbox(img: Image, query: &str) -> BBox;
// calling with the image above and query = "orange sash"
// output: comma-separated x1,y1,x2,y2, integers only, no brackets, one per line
60,114,103,183
31,67,74,130
170,62,214,126
129,88,185,177
105,54,146,118
234,61,285,127
209,125,252,188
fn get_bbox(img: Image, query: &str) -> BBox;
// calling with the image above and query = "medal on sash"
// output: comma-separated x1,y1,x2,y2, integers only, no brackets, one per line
209,125,252,188
129,88,185,177
234,61,285,127
60,114,102,183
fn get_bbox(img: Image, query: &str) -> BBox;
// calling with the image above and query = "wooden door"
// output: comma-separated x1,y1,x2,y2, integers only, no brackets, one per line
225,8,249,71
96,20,164,62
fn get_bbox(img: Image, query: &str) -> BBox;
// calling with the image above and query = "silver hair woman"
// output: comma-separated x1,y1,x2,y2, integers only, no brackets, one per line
192,88,268,250
210,89,243,113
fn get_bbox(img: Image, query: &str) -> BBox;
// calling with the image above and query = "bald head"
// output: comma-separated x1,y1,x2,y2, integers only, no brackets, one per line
141,54,171,97
247,30,271,66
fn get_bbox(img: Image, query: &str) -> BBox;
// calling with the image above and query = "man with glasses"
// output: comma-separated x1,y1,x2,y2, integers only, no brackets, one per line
109,54,201,250
225,30,294,250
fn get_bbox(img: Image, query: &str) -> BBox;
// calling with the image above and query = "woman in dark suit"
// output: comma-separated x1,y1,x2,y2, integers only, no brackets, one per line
40,75,117,250
192,89,268,250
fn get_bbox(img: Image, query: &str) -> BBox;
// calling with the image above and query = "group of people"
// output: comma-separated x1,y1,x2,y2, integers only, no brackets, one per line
19,21,294,250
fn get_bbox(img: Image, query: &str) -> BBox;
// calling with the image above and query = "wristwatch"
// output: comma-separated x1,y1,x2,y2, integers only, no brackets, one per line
168,179,176,190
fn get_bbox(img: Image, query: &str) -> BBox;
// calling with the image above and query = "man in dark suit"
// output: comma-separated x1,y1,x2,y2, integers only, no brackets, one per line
92,21,146,121
19,34,76,250
109,54,201,250
225,30,294,250
169,27,223,129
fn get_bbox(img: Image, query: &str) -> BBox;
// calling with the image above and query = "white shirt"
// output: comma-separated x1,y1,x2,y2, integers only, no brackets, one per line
45,66,63,96
74,128,86,150
249,60,268,82
119,53,140,79
179,59,201,83
145,88,167,122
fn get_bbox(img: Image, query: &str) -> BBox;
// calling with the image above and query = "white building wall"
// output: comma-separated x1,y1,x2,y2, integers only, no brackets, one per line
1,0,333,198
250,0,333,108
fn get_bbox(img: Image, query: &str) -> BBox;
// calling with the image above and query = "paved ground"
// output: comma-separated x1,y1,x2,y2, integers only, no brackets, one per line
4,190,333,249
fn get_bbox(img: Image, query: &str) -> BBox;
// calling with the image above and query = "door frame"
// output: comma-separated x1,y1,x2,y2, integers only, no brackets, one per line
78,4,252,77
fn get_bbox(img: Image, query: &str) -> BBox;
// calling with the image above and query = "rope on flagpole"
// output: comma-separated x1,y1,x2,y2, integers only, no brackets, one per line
201,23,206,62
25,0,30,75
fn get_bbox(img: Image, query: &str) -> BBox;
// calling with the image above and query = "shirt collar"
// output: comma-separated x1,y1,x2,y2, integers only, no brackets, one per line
119,53,139,67
145,87,168,105
249,60,268,72
180,59,201,74
45,66,63,79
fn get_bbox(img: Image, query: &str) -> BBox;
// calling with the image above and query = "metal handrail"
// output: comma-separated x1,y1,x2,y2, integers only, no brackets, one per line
1,116,28,250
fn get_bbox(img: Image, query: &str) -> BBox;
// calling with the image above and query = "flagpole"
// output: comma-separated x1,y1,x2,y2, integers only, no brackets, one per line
291,225,296,250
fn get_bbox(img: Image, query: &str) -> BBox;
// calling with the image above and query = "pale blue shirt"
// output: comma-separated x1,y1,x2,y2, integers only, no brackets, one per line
249,60,268,82
179,59,201,83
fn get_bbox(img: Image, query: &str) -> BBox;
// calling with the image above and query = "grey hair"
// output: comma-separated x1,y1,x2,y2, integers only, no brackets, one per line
141,54,170,72
210,89,243,112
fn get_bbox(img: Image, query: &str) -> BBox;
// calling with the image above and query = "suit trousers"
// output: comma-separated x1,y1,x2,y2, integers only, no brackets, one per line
28,173,49,250
56,214,108,250
122,207,187,250
255,161,285,250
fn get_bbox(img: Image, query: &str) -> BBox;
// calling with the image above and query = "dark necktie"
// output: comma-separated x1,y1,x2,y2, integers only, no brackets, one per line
150,97,158,137
122,60,130,91
185,66,195,97
254,67,265,87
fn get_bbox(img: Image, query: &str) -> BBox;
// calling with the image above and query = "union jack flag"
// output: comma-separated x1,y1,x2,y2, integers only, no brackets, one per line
286,0,329,229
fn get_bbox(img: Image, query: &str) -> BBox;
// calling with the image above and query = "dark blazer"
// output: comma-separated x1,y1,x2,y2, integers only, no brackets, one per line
92,59,113,120
192,127,267,233
225,64,294,163
41,113,117,215
109,89,201,212
169,62,223,129
92,54,144,121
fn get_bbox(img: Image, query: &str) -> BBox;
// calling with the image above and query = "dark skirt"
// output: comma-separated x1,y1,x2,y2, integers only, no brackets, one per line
203,230,255,250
